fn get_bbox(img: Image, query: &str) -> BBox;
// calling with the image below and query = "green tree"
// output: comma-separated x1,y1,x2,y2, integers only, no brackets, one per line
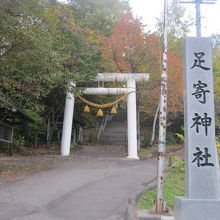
69,0,130,36
0,0,61,111
156,0,192,54
213,47,220,117
0,0,103,110
156,0,192,38
0,0,104,147
212,34,220,49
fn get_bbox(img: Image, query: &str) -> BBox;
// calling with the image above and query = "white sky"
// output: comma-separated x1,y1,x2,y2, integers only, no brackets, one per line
129,0,220,36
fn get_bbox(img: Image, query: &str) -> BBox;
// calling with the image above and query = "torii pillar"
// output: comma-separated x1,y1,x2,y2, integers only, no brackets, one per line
127,77,138,159
61,82,75,156
61,73,149,159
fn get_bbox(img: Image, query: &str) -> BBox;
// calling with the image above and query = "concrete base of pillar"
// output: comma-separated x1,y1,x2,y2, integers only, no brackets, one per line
126,156,139,160
161,217,175,220
174,196,220,220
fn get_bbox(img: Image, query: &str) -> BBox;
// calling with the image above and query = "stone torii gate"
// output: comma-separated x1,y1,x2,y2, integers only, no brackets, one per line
61,73,149,159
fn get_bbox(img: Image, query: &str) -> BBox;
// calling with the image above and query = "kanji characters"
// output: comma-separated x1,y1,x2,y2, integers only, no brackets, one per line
191,80,210,104
192,147,214,167
191,113,212,136
191,52,210,71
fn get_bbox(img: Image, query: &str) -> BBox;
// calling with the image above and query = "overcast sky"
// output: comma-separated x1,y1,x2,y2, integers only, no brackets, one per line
129,0,220,37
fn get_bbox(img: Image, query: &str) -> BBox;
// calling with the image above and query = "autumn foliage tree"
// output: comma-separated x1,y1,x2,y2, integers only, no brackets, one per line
102,13,160,73
102,13,183,119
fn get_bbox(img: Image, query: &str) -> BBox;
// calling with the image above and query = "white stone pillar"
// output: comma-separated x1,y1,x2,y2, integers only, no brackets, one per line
61,82,75,156
127,78,139,160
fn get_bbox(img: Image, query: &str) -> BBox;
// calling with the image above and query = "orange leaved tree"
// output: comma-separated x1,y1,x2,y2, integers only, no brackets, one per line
102,13,184,145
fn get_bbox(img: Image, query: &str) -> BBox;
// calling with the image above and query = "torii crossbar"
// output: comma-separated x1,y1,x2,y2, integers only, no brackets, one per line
61,73,149,159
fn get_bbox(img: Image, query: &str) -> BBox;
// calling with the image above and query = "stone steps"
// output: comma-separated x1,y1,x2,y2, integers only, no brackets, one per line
98,109,127,145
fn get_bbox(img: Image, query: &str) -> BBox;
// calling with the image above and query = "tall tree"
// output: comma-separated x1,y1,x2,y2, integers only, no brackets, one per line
102,13,184,117
0,0,102,111
0,0,105,147
156,0,193,56
69,0,130,36
0,0,57,111
212,34,220,49
156,0,192,39
213,42,220,117
102,13,162,149
102,13,160,73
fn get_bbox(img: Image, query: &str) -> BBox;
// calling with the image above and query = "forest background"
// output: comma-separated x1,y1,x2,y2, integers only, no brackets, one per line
1,0,220,153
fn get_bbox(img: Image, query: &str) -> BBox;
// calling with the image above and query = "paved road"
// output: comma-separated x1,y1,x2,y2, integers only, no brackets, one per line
0,155,157,220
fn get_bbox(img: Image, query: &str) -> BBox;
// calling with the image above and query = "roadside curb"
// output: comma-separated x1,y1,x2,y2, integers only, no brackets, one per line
124,177,157,220
137,209,175,220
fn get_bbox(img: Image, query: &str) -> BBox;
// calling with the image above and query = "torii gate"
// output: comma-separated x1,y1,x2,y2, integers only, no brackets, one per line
61,73,149,159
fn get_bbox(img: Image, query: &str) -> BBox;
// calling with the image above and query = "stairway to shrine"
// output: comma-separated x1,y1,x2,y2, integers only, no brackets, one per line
98,108,127,145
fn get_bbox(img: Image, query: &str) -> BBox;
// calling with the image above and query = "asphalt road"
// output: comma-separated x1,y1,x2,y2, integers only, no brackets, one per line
0,156,157,220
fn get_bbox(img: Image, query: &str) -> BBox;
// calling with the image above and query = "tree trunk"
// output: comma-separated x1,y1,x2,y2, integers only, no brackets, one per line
89,128,93,143
47,117,51,142
47,123,57,147
8,143,13,156
46,107,62,147
34,133,38,148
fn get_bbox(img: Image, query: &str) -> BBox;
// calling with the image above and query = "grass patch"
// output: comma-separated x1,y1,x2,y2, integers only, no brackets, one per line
164,167,185,209
138,189,157,209
137,156,185,210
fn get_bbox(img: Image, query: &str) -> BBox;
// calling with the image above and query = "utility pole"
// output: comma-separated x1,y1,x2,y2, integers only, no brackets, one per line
179,0,218,37
196,0,201,36
156,0,168,213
